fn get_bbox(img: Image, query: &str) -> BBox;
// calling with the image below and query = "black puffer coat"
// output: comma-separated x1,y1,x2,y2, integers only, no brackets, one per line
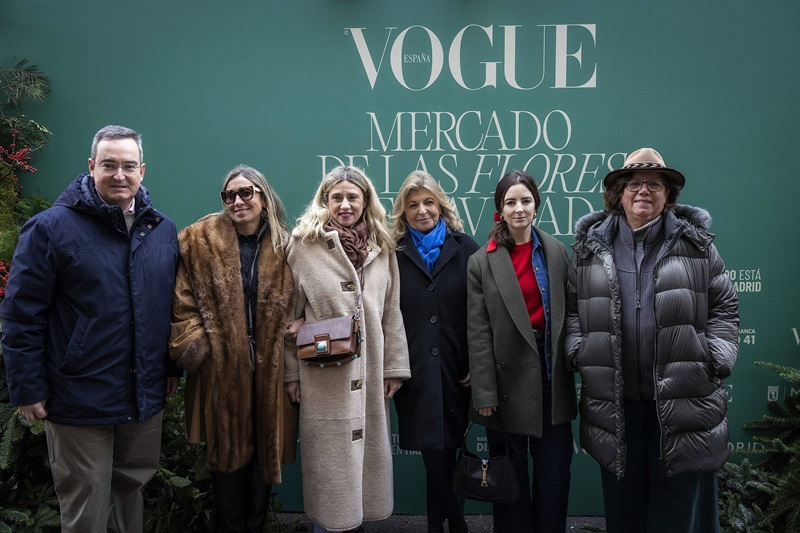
565,205,738,478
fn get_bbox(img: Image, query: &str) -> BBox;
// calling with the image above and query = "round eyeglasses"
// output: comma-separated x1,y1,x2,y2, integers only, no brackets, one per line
221,185,262,204
96,161,141,175
625,180,664,192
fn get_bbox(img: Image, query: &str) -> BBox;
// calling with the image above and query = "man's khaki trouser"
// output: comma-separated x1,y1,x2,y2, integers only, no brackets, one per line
45,411,162,533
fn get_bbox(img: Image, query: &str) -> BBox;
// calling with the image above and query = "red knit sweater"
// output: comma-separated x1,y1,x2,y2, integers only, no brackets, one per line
509,240,546,329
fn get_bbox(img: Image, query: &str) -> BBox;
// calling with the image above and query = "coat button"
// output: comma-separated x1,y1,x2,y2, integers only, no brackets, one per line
139,231,145,237
430,316,437,324
428,283,435,291
431,348,439,356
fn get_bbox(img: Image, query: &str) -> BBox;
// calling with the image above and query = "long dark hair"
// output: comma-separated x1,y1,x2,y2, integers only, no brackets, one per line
488,170,540,251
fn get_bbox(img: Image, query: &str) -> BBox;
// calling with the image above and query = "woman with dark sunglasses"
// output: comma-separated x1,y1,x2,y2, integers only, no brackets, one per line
169,165,295,532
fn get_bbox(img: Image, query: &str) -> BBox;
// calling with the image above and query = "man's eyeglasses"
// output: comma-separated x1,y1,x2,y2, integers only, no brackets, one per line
96,161,141,175
221,185,261,205
625,180,665,192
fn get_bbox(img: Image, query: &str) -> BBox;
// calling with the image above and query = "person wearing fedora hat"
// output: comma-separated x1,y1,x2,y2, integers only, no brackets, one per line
565,148,739,532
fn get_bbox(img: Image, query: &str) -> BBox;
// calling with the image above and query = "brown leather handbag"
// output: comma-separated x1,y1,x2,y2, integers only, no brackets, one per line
296,313,361,367
296,273,363,368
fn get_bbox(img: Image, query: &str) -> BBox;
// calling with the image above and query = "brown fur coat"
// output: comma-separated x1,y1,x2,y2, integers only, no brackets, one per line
169,212,294,482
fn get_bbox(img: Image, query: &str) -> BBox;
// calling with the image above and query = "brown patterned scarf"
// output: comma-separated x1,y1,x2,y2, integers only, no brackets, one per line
325,218,369,270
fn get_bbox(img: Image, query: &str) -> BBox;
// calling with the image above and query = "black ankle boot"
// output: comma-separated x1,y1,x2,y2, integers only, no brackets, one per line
448,517,469,533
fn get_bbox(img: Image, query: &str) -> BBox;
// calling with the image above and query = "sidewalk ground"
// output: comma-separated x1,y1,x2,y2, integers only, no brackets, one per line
274,513,606,532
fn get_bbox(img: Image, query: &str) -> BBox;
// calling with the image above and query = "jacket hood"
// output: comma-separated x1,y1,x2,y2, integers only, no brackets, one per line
574,204,713,239
54,172,153,214
572,205,714,257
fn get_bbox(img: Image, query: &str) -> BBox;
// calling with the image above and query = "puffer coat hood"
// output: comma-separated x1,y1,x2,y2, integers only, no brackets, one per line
566,205,739,478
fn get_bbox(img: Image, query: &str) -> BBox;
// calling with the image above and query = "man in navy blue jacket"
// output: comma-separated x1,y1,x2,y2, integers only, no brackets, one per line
1,125,180,532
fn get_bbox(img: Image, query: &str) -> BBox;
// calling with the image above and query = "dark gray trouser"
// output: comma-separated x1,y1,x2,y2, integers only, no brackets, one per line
211,457,271,533
421,448,466,530
601,401,720,533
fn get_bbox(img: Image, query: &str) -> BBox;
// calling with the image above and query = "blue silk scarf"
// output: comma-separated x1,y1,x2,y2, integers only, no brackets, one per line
408,218,446,272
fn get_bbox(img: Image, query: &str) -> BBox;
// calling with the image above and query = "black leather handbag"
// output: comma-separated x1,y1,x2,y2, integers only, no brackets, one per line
452,416,520,504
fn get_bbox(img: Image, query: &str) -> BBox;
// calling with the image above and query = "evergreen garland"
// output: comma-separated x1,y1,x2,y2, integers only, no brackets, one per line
717,362,800,532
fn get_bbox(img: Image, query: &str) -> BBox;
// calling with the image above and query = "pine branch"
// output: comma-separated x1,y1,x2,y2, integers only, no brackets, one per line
0,408,23,469
755,361,800,386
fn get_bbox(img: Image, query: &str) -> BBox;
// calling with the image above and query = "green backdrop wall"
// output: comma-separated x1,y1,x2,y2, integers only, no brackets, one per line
2,0,799,516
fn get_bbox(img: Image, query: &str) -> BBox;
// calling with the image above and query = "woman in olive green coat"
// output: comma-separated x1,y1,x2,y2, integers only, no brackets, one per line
467,170,577,532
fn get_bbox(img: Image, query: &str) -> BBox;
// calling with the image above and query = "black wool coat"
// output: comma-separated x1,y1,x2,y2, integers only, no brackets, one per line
393,230,480,451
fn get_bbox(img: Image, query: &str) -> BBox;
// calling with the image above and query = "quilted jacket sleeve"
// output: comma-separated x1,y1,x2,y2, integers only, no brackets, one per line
564,252,582,373
705,243,739,379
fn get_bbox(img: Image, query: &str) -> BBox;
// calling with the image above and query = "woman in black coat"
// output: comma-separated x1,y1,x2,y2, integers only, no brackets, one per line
391,171,479,533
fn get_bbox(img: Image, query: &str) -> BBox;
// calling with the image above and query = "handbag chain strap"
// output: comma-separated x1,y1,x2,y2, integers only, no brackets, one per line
353,268,364,321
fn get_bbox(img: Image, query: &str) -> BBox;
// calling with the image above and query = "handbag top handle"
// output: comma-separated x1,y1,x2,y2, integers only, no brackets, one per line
460,411,511,450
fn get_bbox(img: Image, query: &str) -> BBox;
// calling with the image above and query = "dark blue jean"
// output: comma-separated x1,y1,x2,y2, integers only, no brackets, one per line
485,381,573,532
601,401,720,533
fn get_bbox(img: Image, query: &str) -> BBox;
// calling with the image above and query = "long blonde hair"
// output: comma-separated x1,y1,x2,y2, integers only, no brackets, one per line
294,165,395,252
221,165,290,253
390,170,464,241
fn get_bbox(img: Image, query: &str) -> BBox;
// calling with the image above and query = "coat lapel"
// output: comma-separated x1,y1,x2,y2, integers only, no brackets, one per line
399,233,430,278
486,245,540,351
431,233,459,278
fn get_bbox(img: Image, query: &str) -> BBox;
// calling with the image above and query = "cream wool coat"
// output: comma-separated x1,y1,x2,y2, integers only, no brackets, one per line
285,231,410,531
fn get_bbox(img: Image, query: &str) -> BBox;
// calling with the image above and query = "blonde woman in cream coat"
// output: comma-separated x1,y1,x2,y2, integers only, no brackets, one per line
284,165,411,533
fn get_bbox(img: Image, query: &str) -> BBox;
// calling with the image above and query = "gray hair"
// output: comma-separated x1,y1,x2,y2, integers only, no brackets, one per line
90,125,143,161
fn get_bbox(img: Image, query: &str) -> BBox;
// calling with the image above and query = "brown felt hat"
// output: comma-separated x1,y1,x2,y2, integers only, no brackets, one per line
604,148,685,190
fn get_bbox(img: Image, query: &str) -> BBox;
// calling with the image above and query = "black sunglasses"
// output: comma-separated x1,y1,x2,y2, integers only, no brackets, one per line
220,185,261,205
